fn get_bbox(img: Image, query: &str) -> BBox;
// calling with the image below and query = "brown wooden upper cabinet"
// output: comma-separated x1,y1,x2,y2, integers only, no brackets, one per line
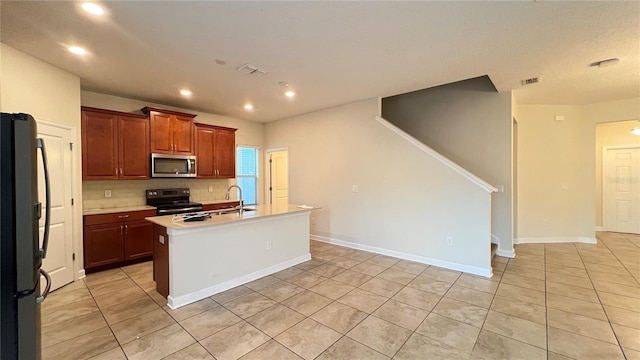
142,107,196,155
81,107,150,180
195,124,237,179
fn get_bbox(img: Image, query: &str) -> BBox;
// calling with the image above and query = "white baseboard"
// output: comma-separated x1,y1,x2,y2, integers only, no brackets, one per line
310,234,492,278
515,237,597,244
76,269,86,280
595,226,604,232
167,253,311,309
496,249,516,258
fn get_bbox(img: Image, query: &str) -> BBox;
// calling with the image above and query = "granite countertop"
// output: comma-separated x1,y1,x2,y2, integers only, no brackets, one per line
83,200,240,216
83,205,157,216
146,204,314,231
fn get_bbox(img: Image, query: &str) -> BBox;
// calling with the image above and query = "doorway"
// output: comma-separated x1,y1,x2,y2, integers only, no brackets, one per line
603,145,640,234
37,120,76,291
266,149,289,209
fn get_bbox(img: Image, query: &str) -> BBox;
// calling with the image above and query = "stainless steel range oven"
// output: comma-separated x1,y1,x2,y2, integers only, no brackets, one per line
146,188,203,215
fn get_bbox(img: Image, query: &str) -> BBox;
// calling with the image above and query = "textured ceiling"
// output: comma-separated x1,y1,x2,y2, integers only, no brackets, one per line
1,1,638,122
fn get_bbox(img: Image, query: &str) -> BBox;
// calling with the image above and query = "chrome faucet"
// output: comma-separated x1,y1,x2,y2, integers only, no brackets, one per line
225,185,243,214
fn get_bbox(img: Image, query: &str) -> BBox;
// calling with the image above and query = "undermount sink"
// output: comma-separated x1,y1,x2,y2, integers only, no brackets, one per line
212,207,256,215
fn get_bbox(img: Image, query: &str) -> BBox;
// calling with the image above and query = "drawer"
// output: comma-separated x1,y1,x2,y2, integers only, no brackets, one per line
84,209,156,226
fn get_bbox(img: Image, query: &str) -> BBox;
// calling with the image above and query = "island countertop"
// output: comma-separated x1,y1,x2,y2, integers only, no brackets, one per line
145,204,314,231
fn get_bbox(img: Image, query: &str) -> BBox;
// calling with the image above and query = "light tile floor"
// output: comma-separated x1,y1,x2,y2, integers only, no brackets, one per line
41,232,640,359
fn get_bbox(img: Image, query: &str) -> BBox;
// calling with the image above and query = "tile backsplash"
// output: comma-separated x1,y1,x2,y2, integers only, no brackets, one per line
82,178,234,210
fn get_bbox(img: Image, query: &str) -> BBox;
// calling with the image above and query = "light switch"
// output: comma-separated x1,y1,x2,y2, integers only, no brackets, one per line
104,189,112,198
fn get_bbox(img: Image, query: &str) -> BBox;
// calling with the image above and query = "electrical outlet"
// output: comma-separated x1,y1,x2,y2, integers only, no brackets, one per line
104,189,112,198
352,185,359,193
208,185,213,192
266,240,272,250
446,236,453,245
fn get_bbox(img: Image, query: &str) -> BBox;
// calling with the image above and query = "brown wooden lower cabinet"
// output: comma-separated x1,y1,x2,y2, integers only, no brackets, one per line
83,209,155,272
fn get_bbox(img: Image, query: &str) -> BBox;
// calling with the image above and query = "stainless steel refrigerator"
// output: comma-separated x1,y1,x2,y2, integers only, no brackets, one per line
1,113,51,360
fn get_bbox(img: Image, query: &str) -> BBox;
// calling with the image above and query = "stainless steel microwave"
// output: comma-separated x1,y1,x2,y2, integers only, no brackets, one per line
151,153,196,178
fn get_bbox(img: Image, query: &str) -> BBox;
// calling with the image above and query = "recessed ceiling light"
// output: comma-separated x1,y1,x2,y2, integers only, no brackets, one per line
285,91,296,98
68,46,87,55
81,2,104,15
244,104,254,111
631,127,640,136
179,89,192,96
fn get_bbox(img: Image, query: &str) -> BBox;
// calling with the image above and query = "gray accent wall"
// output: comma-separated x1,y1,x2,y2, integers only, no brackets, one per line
382,76,513,252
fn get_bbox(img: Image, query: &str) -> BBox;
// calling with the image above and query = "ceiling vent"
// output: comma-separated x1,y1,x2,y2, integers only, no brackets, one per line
237,63,268,76
521,77,540,86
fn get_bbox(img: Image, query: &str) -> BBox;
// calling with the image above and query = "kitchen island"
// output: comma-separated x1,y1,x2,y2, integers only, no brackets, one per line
146,204,312,309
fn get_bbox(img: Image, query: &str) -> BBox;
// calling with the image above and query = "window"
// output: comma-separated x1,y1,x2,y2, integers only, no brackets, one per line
236,147,258,205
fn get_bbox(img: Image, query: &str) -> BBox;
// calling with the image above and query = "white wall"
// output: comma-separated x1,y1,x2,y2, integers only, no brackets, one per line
516,97,639,241
0,43,84,278
381,77,513,254
80,91,266,204
265,98,493,275
595,120,640,228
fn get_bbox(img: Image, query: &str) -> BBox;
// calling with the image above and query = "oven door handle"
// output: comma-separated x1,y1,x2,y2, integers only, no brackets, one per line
157,206,203,215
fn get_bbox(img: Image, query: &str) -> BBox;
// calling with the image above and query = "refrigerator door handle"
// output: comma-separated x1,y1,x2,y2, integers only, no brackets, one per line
36,269,51,303
36,137,51,259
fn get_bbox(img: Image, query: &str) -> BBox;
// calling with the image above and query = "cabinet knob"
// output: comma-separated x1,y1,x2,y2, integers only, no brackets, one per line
118,215,129,219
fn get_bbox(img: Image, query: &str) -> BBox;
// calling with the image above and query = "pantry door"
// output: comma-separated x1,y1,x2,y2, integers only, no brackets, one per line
604,146,640,234
37,120,75,291
268,150,289,210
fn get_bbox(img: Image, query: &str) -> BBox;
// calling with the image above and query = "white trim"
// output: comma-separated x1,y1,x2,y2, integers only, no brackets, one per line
516,237,597,244
602,145,640,234
595,226,604,232
491,233,499,245
491,233,516,258
496,249,516,258
310,234,492,278
167,253,311,309
77,269,86,280
375,116,497,193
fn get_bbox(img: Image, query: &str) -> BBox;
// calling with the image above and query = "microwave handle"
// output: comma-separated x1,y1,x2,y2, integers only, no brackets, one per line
187,159,192,174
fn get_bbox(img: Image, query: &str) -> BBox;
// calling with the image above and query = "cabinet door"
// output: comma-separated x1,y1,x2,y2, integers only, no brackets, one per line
149,112,173,154
195,126,215,178
82,110,119,180
83,223,124,269
214,128,236,178
124,220,153,261
119,116,150,179
173,115,194,155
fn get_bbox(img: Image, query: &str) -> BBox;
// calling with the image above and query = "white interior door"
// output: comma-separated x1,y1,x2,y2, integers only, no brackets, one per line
269,150,289,210
37,121,75,291
604,146,640,234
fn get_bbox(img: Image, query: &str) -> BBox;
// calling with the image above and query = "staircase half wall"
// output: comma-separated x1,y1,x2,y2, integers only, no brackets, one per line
265,98,496,277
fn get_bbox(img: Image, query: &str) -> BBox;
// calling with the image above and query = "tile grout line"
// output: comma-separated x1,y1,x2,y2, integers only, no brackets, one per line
573,236,627,357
